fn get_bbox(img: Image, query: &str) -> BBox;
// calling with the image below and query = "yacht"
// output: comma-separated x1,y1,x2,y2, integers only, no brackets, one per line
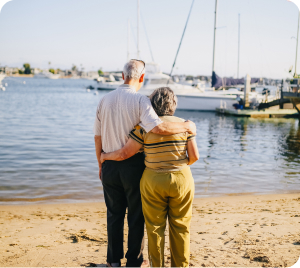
175,87,278,111
34,71,60,79
139,63,263,111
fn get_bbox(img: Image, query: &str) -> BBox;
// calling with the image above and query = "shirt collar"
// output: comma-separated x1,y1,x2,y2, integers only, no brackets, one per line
119,84,137,92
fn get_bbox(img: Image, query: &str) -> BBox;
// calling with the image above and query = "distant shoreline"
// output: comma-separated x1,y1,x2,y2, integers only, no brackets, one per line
9,74,34,78
7,74,81,79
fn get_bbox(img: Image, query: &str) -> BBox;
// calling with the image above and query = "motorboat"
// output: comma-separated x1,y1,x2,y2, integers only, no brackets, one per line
97,74,123,90
34,71,60,79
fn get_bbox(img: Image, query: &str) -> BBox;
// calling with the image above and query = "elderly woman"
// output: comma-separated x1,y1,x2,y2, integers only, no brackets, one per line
100,87,199,267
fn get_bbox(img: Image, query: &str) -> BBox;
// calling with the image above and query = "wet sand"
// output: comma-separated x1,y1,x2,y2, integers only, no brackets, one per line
0,193,300,267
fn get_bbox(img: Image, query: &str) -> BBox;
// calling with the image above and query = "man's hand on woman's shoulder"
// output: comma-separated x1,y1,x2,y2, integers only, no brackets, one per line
185,120,197,135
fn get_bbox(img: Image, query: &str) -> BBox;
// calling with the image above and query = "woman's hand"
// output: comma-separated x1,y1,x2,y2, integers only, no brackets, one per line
100,153,106,164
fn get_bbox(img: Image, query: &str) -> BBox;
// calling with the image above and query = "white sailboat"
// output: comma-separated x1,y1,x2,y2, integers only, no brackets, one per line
170,0,271,111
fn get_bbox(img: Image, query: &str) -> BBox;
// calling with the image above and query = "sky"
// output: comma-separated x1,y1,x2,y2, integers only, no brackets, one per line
0,0,299,78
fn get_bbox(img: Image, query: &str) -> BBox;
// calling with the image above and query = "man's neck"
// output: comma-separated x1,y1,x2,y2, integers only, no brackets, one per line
124,79,139,92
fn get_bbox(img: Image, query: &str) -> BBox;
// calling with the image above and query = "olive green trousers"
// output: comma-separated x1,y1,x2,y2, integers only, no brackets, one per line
140,167,194,267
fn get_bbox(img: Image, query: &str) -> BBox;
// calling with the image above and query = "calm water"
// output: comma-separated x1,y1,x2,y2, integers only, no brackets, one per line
0,78,300,204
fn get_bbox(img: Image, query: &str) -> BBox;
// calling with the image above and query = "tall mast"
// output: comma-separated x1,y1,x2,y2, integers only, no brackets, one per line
237,13,240,78
137,0,140,59
212,0,218,74
295,11,300,77
127,19,130,61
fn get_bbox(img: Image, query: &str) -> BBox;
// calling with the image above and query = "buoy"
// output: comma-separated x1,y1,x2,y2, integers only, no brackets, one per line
86,89,90,92
1,86,5,91
4,83,8,87
94,91,98,95
23,81,26,84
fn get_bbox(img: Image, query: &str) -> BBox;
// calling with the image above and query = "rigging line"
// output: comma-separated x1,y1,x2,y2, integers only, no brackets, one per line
130,24,138,51
141,12,155,62
167,0,195,85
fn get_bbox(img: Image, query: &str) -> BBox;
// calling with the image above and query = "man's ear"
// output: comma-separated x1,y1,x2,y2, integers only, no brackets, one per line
139,73,145,83
122,72,125,80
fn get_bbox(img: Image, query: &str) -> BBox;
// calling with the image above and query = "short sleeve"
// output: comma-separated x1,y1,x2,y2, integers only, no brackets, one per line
139,96,162,133
187,133,196,141
129,125,145,145
93,101,102,136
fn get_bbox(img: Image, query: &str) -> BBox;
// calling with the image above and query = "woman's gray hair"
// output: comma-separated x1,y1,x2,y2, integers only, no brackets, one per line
123,60,145,80
149,87,177,116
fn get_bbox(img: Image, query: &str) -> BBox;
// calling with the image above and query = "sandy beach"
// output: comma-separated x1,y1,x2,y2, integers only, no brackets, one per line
0,193,300,267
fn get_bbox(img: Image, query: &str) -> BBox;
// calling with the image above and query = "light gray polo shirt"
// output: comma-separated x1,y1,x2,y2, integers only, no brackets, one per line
93,84,162,153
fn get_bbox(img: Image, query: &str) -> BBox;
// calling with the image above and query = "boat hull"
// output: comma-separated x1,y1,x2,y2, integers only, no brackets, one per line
176,94,237,111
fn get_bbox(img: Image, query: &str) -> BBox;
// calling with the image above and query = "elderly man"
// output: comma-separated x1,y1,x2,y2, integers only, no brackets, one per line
94,60,196,267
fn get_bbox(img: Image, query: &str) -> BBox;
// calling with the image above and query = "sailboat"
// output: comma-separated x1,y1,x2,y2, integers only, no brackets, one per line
97,0,199,95
174,0,279,111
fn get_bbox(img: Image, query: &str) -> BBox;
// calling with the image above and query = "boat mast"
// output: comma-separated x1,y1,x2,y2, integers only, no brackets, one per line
237,13,240,78
212,0,218,74
168,0,195,83
295,10,300,77
137,0,140,60
127,19,130,62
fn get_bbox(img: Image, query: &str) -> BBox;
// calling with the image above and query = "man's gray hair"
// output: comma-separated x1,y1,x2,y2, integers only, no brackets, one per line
149,87,177,116
123,60,145,80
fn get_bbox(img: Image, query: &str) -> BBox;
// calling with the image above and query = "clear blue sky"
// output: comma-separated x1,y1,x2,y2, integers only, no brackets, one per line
0,0,298,78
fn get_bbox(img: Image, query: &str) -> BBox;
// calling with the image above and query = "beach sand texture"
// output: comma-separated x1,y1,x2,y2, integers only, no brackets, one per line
0,193,300,267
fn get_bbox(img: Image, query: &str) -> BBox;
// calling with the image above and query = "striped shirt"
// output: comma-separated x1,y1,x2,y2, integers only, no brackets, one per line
93,84,162,153
129,116,195,171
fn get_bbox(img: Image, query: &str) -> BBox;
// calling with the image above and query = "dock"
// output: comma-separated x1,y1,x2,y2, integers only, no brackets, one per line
282,92,300,114
216,108,299,118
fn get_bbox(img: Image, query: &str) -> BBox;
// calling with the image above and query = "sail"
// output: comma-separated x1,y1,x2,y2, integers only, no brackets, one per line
288,0,300,11
211,72,260,89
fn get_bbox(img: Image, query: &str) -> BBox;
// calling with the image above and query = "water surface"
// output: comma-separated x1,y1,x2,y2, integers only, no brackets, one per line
0,78,299,204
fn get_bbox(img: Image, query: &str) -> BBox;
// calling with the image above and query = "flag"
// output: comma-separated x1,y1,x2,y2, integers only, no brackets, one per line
288,0,300,11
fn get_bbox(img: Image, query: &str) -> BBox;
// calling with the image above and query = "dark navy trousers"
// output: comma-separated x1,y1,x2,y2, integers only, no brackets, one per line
101,153,145,267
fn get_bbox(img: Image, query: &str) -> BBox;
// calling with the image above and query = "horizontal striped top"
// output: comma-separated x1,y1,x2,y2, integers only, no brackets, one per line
129,116,195,171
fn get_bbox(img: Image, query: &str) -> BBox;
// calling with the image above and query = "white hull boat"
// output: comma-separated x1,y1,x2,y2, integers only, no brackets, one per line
97,74,123,90
176,92,236,111
175,88,278,111
34,72,60,79
97,81,123,90
138,63,266,111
